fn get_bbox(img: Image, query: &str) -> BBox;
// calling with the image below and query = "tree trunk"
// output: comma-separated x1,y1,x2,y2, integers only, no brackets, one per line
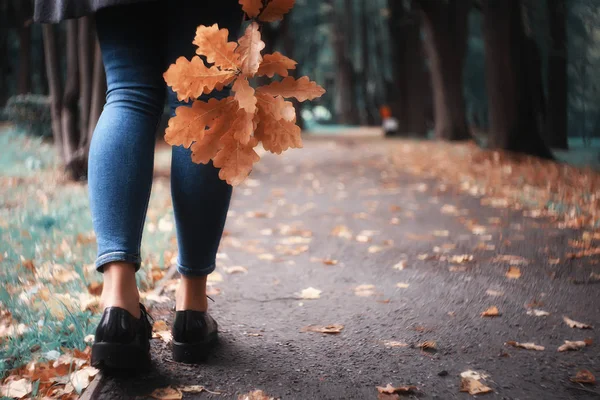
546,0,568,149
17,22,32,94
418,0,472,141
42,24,64,159
388,2,428,136
78,16,94,149
280,16,304,130
360,1,376,125
331,0,360,125
481,0,554,159
88,39,106,141
61,19,80,167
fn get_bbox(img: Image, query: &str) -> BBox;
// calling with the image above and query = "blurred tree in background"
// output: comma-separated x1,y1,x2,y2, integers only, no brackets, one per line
2,0,600,178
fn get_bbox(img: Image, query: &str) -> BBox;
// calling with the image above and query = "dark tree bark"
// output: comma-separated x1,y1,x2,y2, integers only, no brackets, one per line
78,16,94,149
88,39,106,141
331,0,360,125
417,0,472,141
17,22,32,94
42,24,64,159
360,1,376,125
61,19,80,167
546,0,568,149
388,1,428,136
481,0,554,159
0,1,9,107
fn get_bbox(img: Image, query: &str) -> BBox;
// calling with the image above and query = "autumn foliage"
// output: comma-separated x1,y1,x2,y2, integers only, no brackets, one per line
163,0,325,185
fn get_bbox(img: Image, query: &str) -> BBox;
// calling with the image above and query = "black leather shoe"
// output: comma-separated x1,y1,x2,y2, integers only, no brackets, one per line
171,311,218,363
91,304,153,371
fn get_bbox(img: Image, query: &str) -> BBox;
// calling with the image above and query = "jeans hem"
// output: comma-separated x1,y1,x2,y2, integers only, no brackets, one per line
96,252,142,272
177,261,216,277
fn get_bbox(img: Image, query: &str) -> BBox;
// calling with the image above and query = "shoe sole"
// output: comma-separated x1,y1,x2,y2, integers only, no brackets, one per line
172,333,218,364
91,342,151,372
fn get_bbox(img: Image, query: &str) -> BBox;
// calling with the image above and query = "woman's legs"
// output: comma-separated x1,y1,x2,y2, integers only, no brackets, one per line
89,2,166,317
165,1,242,312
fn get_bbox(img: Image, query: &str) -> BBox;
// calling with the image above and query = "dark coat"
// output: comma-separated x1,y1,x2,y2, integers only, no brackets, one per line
33,0,155,23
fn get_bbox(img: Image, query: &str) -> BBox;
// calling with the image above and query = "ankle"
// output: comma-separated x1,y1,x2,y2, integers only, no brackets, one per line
101,262,141,318
176,276,208,312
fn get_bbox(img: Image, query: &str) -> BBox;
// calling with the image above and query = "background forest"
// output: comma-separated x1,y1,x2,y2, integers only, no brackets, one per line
1,0,599,176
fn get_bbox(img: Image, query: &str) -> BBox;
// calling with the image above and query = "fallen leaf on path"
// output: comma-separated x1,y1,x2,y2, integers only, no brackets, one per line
87,282,103,296
225,266,248,274
84,334,95,344
449,265,467,272
481,306,500,317
527,309,550,317
238,390,275,400
310,257,338,266
433,230,449,237
151,387,183,400
179,385,221,394
506,341,544,351
207,272,223,282
331,225,353,239
548,258,560,265
570,370,596,385
393,261,406,270
558,340,587,352
70,366,99,393
460,370,490,381
0,378,32,398
382,340,409,348
441,204,459,215
418,341,437,351
298,287,321,299
449,254,473,264
460,377,493,395
376,383,417,395
396,282,410,289
258,253,275,261
301,324,343,334
563,316,592,329
494,255,529,266
354,284,376,297
486,289,504,297
506,266,522,279
368,245,384,253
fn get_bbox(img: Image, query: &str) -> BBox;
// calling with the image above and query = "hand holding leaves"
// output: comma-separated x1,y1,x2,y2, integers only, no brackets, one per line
163,0,325,186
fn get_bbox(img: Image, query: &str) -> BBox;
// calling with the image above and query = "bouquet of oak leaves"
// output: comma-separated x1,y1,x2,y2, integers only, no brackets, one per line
163,0,325,186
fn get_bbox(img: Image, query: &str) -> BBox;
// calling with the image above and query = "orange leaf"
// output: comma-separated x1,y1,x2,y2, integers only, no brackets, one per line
239,0,264,17
256,92,296,121
193,24,240,71
164,56,236,102
189,102,239,164
255,114,302,154
233,78,257,114
259,0,296,22
236,22,265,76
256,76,325,102
231,109,255,145
165,97,236,148
257,52,297,78
213,134,261,186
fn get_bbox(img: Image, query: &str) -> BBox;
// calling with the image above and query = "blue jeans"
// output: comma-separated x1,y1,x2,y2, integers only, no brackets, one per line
89,0,242,277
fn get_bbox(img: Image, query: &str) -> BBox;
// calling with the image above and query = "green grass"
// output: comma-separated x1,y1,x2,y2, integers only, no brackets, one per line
0,127,176,377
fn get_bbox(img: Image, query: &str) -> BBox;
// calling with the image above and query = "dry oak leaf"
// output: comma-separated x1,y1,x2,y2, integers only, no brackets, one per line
257,51,297,78
376,384,417,395
255,115,302,155
233,77,257,114
236,22,265,76
418,340,437,351
558,340,587,352
506,341,545,351
163,56,235,102
571,369,596,385
151,387,183,400
481,306,501,317
189,102,239,163
506,266,522,279
193,24,239,70
301,324,344,334
0,378,32,398
229,108,256,146
238,389,275,400
239,0,263,18
213,133,261,186
460,378,493,395
256,92,296,122
256,76,326,102
259,0,296,22
563,316,593,329
165,97,236,149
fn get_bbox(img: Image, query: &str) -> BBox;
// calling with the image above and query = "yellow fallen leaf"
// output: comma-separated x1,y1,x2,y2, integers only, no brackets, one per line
151,387,183,400
481,306,500,317
563,316,592,329
418,341,436,350
393,261,406,270
225,266,248,274
208,272,223,282
0,378,32,398
433,230,449,237
354,284,376,297
527,309,550,317
486,289,504,297
70,366,99,393
506,266,522,279
153,320,168,332
376,383,417,394
330,225,353,239
460,377,493,395
558,340,587,352
382,340,409,348
396,282,410,289
368,245,384,253
298,287,321,299
449,254,473,264
179,385,221,394
238,389,275,400
506,341,544,351
301,324,344,334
